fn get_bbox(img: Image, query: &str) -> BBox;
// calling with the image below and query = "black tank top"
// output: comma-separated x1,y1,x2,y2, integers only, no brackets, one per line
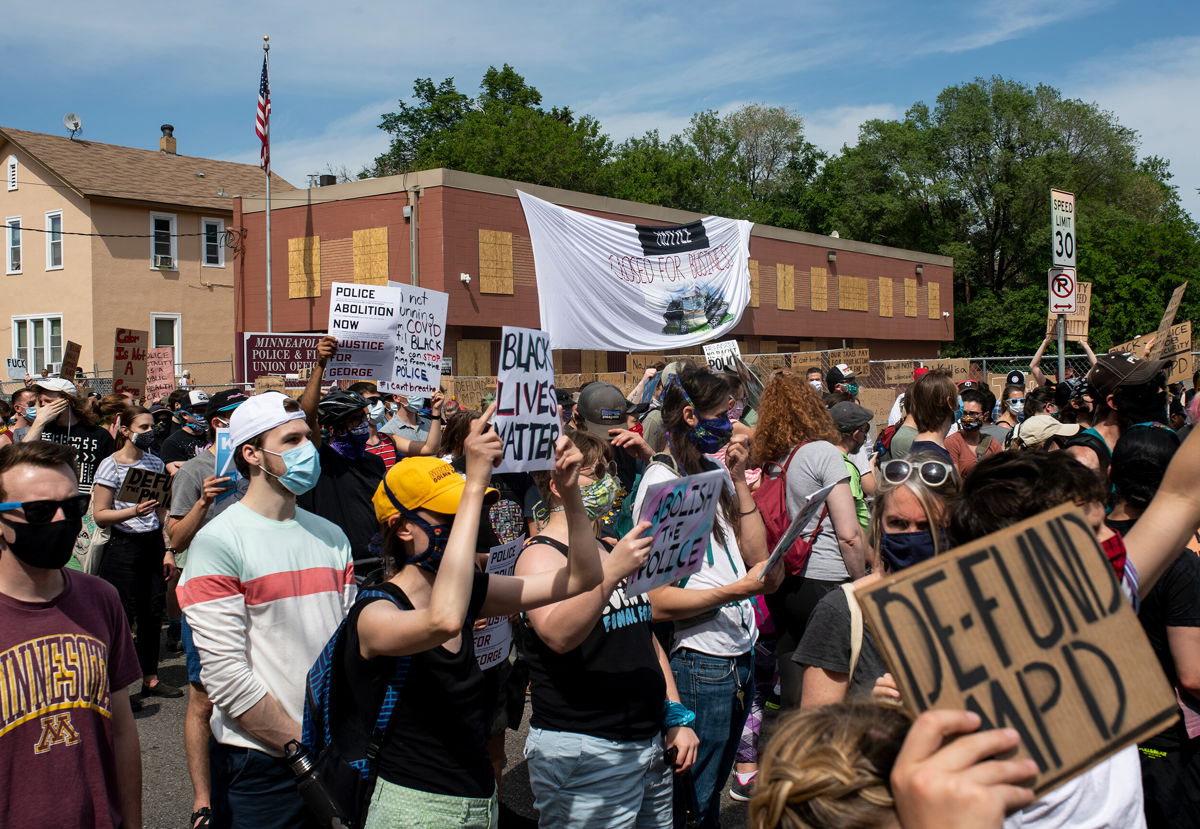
520,536,665,741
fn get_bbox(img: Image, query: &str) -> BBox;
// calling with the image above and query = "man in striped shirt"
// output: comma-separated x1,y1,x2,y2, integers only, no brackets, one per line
178,392,354,829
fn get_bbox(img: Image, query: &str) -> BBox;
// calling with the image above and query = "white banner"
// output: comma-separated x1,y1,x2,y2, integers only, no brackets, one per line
381,282,449,396
519,191,753,350
495,326,560,473
326,282,402,382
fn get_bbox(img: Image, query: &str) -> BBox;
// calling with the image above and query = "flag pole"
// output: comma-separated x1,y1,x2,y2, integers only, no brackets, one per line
263,35,273,333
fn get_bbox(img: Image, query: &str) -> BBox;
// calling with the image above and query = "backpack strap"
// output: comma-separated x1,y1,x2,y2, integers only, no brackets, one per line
975,434,992,459
357,588,413,772
842,583,863,681
763,443,806,479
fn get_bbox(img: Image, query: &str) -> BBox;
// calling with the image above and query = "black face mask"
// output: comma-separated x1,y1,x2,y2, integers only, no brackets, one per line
1,515,82,569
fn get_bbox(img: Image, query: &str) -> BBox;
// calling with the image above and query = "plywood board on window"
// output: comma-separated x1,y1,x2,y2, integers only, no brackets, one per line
878,277,894,318
749,260,760,308
839,276,869,311
810,267,828,312
776,264,795,310
287,236,320,298
928,282,942,320
579,350,606,374
352,227,388,285
478,230,514,294
457,339,493,377
904,278,918,317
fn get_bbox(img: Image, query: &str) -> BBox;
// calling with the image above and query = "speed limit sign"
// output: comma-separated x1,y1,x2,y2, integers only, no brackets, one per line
1049,267,1077,314
1051,189,1075,268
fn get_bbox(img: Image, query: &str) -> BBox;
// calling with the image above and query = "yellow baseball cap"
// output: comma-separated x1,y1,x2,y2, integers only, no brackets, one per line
373,457,498,524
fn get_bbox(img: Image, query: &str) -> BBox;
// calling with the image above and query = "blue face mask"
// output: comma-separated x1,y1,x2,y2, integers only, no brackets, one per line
24,406,37,422
880,529,938,572
367,400,387,426
954,396,964,422
261,440,321,495
687,414,734,454
330,421,371,460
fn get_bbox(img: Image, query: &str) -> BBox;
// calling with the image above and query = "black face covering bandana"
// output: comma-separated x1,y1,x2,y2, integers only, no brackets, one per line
1,516,82,569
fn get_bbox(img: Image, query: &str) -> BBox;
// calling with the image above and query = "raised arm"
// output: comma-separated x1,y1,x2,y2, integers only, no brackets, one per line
1030,336,1052,387
1075,337,1097,366
1126,426,1200,597
389,390,445,457
300,336,337,448
21,398,67,442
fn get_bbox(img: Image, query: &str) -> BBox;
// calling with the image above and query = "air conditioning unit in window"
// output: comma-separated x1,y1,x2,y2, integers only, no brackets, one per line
154,254,175,270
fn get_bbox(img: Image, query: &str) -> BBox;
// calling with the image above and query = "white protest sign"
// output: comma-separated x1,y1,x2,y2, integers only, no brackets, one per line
326,282,403,382
5,357,27,381
381,281,449,396
626,469,727,597
475,536,524,670
703,340,742,372
761,482,836,578
495,326,561,473
1051,189,1076,268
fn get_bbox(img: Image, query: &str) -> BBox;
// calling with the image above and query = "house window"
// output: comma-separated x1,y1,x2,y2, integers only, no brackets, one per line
5,156,16,191
5,218,20,274
202,218,224,267
12,315,63,373
45,211,63,270
152,313,182,369
150,212,177,269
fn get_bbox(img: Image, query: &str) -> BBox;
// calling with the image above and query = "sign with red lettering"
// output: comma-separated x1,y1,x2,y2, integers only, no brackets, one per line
495,326,560,473
112,328,148,399
857,504,1177,795
380,281,449,397
326,282,402,381
145,347,176,404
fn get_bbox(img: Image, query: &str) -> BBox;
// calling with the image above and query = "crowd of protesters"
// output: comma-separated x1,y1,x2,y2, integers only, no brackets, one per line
3,334,1200,829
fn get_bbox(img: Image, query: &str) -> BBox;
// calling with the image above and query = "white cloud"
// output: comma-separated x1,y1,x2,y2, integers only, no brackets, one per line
1073,36,1200,221
919,0,1112,55
804,104,904,154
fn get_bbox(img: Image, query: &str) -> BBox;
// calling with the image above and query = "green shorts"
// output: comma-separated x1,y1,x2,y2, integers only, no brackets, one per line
364,779,498,829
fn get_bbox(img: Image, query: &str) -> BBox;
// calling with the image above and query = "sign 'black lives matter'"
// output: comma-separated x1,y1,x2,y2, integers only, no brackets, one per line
857,504,1177,795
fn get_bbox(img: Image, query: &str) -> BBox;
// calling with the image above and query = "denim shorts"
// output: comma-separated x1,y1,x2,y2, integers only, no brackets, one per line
180,615,202,684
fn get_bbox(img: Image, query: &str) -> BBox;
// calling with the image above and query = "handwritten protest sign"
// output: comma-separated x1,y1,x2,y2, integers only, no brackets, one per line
597,372,628,389
1149,283,1188,360
703,340,742,372
627,469,726,597
747,353,788,371
254,376,286,395
326,282,402,381
243,333,323,380
923,358,971,384
146,347,175,404
790,351,824,372
830,348,871,378
857,504,1178,795
112,328,148,398
59,341,82,380
495,327,560,473
453,377,494,411
857,388,898,434
761,482,836,578
475,536,524,670
1159,320,1192,385
4,357,27,381
381,281,449,396
117,467,172,505
884,361,915,386
1045,281,1092,339
627,353,665,375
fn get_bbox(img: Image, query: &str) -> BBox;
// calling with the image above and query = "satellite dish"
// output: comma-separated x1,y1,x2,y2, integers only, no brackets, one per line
62,113,82,139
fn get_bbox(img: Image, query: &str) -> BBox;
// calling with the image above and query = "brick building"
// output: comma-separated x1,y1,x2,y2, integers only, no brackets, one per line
233,168,953,378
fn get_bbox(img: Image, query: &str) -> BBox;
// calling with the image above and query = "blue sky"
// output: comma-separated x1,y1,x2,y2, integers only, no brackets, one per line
7,0,1199,219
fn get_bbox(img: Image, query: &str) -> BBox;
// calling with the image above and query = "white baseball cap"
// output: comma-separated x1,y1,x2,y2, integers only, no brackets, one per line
228,391,306,448
32,377,77,396
186,389,211,409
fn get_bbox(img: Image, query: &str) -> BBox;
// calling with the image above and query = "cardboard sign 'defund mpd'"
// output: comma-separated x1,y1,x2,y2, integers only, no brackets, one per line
856,503,1177,796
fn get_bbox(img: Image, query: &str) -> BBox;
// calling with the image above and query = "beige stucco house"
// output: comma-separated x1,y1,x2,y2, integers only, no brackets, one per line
0,125,293,388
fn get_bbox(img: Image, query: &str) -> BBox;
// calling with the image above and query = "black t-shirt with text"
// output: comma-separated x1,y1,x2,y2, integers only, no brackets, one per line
38,422,115,493
159,427,208,465
298,444,386,567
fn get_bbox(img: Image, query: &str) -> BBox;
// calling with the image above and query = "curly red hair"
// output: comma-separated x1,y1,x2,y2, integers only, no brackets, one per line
750,373,840,464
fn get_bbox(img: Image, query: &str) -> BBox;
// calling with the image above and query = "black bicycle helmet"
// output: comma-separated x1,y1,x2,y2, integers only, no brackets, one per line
318,389,368,425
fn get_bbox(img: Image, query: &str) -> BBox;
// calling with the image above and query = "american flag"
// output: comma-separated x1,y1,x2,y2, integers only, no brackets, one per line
256,55,270,173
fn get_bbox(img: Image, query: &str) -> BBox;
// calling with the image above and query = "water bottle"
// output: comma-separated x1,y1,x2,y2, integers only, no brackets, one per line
284,740,351,829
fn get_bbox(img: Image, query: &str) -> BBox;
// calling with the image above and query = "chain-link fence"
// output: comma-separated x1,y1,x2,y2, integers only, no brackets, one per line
0,359,239,400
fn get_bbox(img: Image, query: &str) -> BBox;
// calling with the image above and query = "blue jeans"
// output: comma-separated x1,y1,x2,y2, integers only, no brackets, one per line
670,648,754,828
209,739,316,829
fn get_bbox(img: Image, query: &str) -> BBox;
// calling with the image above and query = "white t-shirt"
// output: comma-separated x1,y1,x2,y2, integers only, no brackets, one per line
1003,746,1145,829
633,460,757,658
93,452,166,534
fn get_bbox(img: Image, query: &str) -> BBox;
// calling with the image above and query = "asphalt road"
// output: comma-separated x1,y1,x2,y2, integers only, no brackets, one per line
137,652,751,829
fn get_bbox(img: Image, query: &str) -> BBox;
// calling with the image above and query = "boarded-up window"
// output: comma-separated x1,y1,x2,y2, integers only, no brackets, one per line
479,230,514,294
580,350,607,374
879,277,894,317
776,264,795,310
839,276,868,311
353,227,388,285
288,236,320,298
457,339,493,376
810,267,828,312
749,260,760,308
904,278,918,317
928,282,941,319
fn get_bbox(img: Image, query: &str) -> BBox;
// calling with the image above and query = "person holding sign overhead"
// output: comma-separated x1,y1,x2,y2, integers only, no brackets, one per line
92,405,180,704
634,367,779,829
347,407,605,827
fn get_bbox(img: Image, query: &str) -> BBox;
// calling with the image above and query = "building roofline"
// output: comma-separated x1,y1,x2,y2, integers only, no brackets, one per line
239,167,953,267
0,128,86,199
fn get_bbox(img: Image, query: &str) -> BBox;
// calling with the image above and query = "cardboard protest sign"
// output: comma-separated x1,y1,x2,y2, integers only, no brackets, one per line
747,353,789,371
495,327,560,473
760,482,836,578
857,504,1178,795
703,340,742,372
243,333,324,380
597,372,628,388
4,357,27,381
58,341,82,380
117,467,172,505
627,353,665,375
475,536,524,670
112,328,148,398
626,469,726,597
1045,281,1092,339
1159,321,1192,385
145,347,175,404
790,351,824,372
857,388,898,434
254,376,286,395
381,281,449,396
453,377,494,411
556,373,581,390
830,348,871,379
884,361,915,386
1149,283,1188,360
326,282,403,381
923,358,971,384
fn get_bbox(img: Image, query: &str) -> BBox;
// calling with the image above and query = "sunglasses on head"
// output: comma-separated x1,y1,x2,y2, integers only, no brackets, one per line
880,459,953,488
0,494,91,524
